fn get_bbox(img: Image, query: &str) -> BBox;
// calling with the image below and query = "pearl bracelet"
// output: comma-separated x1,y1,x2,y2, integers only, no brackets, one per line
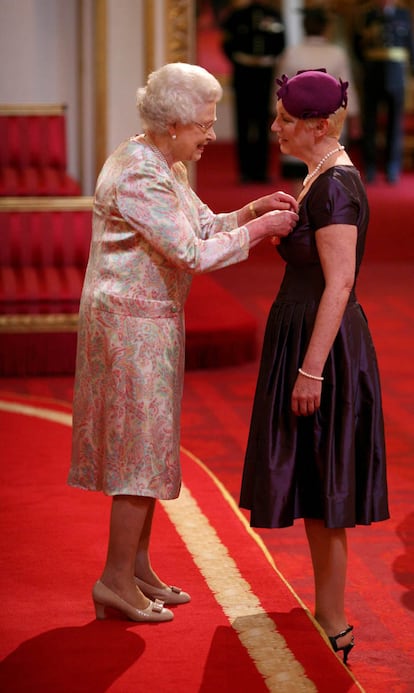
249,202,257,219
298,367,324,382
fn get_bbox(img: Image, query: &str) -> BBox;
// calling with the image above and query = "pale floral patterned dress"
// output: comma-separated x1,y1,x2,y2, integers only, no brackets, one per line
68,136,250,498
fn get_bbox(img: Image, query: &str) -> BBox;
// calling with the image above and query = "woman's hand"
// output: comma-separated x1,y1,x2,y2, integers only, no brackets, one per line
238,191,299,228
253,191,299,215
263,209,298,238
291,373,322,416
246,208,298,247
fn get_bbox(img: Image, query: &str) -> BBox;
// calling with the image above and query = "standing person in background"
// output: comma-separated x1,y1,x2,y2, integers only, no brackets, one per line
278,6,361,190
279,7,360,140
240,69,389,665
222,1,285,183
68,62,298,625
354,0,414,183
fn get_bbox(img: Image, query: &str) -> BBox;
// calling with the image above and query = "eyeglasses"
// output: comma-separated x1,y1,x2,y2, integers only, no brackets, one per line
193,119,217,133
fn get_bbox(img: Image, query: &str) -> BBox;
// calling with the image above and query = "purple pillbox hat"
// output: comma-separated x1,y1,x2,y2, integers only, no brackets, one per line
276,69,348,119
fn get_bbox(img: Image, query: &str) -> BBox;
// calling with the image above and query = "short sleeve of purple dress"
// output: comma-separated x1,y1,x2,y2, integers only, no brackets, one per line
240,166,389,529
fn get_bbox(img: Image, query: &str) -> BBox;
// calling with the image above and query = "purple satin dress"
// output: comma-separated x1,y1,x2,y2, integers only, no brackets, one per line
240,166,389,528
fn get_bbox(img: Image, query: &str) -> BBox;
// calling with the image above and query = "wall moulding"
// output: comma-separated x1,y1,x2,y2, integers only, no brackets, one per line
165,0,194,64
144,0,194,77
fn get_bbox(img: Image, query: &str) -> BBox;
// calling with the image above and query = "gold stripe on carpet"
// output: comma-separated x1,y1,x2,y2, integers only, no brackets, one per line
162,484,317,692
0,399,72,425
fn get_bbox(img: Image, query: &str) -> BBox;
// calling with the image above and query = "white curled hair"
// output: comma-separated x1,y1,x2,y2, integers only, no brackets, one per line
136,62,223,133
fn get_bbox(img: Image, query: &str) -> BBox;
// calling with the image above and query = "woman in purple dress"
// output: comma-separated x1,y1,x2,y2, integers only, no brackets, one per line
240,70,389,663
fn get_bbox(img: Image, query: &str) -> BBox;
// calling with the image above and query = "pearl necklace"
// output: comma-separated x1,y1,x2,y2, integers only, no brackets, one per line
303,144,345,187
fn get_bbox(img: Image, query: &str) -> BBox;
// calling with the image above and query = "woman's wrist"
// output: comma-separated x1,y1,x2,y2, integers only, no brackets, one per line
237,202,259,226
298,367,324,382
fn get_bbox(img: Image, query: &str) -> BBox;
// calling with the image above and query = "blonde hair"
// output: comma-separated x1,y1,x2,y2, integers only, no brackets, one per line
137,62,223,133
304,108,347,138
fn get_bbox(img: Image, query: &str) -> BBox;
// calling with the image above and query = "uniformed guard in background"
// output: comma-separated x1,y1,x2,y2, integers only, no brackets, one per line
222,1,285,183
354,0,414,183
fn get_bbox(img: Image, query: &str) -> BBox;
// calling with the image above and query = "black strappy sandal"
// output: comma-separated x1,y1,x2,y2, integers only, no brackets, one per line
329,624,355,665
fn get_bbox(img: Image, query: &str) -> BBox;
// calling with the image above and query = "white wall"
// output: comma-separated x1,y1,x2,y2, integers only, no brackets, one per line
106,0,145,154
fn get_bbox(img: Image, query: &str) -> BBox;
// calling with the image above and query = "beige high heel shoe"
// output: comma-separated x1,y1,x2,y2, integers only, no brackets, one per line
134,577,191,605
92,580,174,622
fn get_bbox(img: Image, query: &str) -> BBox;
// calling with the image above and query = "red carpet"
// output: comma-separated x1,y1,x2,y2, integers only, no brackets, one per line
0,393,364,692
185,274,257,369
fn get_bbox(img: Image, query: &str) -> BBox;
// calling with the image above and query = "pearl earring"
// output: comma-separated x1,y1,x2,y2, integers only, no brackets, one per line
171,134,177,140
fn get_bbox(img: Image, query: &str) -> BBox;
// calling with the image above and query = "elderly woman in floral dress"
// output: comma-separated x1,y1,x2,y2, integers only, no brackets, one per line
68,62,298,623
